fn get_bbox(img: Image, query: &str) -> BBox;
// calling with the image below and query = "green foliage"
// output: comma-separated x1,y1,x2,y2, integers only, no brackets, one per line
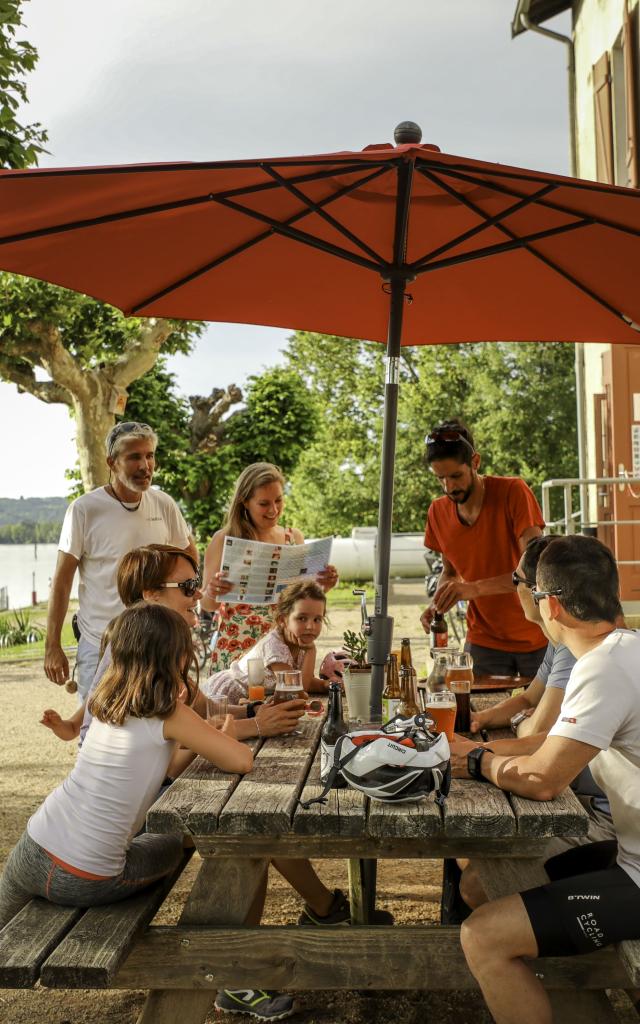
124,361,318,543
285,333,578,535
342,628,369,667
0,608,44,646
0,520,60,543
0,1,48,169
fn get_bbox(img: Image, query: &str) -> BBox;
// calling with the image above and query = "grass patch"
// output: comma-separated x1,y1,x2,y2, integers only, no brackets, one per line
325,579,374,609
0,603,76,663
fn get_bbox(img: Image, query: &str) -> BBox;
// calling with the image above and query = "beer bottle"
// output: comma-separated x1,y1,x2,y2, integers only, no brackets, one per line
397,664,421,718
400,637,414,674
430,611,449,651
320,682,348,783
382,653,401,721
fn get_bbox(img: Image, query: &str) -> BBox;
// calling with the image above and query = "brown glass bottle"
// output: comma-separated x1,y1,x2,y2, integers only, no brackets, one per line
430,612,449,650
382,653,401,721
397,664,421,718
320,682,348,782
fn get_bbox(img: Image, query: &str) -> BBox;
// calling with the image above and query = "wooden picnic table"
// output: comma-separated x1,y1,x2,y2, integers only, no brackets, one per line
105,709,610,1024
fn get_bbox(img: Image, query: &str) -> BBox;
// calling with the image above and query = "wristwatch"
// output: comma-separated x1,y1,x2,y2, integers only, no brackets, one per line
246,700,264,719
467,746,493,781
510,710,529,735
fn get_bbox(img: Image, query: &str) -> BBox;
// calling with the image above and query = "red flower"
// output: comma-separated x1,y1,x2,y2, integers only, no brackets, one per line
216,638,228,650
227,639,241,652
241,637,256,650
226,623,240,638
245,614,265,627
235,604,252,614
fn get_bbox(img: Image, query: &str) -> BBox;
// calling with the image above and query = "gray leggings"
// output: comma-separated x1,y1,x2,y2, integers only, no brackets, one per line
0,829,184,930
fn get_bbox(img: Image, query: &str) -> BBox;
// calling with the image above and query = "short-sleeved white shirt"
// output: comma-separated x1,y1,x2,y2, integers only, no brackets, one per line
549,629,640,887
58,486,190,646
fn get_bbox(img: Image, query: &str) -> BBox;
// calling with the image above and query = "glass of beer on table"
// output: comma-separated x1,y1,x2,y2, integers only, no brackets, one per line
445,652,473,733
424,689,457,742
273,670,305,733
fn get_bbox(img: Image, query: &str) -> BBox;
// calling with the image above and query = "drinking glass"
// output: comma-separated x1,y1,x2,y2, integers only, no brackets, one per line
273,669,305,733
206,694,229,729
445,652,473,733
247,658,266,701
424,690,457,742
342,664,371,723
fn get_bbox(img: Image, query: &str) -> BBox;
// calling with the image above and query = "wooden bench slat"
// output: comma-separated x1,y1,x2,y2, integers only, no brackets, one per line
217,717,322,835
509,788,589,838
40,849,193,989
443,779,516,836
292,747,367,836
367,793,442,838
0,900,82,988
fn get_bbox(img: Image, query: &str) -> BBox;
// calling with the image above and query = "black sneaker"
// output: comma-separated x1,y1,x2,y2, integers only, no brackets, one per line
214,989,295,1020
297,887,351,926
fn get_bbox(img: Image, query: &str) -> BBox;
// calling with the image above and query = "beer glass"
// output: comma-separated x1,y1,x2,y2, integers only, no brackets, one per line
445,652,473,733
424,690,457,742
206,695,228,729
247,657,266,701
273,670,305,734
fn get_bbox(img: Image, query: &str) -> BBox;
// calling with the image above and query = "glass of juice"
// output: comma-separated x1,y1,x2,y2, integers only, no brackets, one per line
247,658,266,701
424,690,457,742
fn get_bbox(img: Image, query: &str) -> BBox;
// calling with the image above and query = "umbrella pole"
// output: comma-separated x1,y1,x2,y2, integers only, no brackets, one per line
368,277,407,713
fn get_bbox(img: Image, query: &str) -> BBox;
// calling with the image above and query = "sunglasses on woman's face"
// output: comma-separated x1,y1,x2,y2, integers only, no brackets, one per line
159,577,201,598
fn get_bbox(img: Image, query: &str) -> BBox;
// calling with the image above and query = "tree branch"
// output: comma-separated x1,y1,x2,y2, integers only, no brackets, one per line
0,352,72,405
109,318,175,387
189,384,243,451
27,319,93,399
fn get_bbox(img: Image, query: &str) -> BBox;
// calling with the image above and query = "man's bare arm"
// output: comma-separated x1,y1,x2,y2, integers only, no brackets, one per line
432,526,543,611
481,735,599,801
517,685,564,738
44,551,79,685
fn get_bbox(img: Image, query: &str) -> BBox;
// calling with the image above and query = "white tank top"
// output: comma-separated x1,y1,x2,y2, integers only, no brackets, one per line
28,715,175,876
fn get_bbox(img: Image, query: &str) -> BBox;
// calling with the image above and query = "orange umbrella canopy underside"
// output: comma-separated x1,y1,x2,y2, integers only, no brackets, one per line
0,141,639,345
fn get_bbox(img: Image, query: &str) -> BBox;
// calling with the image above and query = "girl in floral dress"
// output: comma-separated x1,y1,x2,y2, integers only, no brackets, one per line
201,462,338,671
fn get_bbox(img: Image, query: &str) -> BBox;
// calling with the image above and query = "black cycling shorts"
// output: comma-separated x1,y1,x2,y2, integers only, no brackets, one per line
520,840,640,956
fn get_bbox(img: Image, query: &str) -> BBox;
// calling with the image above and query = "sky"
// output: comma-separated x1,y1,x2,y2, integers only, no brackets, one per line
0,0,572,498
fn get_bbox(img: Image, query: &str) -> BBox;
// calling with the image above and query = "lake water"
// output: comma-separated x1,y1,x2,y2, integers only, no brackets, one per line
0,543,78,610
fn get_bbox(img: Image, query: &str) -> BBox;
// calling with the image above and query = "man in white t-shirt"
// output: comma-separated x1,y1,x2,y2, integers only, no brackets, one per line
453,535,640,1024
44,422,197,699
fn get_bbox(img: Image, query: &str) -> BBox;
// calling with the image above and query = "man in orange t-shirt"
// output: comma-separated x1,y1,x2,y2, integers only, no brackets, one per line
421,420,546,677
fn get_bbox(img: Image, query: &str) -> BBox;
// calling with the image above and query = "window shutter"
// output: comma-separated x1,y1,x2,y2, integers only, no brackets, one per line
623,3,639,188
593,51,614,183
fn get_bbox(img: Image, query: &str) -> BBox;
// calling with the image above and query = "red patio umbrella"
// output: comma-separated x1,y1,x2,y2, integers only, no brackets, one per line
1,121,640,709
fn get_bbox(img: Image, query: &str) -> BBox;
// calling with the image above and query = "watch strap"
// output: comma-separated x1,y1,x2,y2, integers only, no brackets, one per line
467,745,493,781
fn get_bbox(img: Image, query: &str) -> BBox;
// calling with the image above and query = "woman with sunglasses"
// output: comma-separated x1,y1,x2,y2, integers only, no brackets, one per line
201,462,339,672
42,544,306,745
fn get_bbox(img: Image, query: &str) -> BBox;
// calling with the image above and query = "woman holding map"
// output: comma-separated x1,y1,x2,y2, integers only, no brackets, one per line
202,462,338,671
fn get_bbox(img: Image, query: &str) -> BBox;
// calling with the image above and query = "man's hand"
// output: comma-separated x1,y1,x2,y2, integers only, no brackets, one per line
44,644,70,686
420,604,436,633
256,699,306,736
433,578,478,613
449,736,479,778
469,709,489,734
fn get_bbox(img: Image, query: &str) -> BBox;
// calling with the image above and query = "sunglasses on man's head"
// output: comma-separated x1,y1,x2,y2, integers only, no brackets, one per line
531,588,563,606
107,421,152,456
159,577,202,598
512,570,536,589
425,429,475,453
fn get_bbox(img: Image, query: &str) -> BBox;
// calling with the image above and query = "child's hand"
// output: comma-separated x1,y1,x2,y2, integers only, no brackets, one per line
40,709,79,742
220,713,238,739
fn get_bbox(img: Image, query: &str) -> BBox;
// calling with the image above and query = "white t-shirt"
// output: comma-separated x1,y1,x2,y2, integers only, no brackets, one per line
549,630,640,887
28,715,175,876
59,486,190,646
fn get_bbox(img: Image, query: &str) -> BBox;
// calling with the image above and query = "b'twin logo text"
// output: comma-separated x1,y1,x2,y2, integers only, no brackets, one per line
568,894,600,901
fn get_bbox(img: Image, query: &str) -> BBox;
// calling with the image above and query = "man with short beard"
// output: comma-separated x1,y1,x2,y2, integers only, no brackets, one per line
44,422,198,700
420,419,546,677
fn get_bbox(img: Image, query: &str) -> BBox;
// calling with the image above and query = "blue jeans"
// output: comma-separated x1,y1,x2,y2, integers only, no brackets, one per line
0,830,184,929
75,635,101,702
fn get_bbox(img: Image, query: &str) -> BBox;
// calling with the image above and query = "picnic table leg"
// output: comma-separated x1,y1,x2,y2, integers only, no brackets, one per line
135,855,268,1024
348,858,377,925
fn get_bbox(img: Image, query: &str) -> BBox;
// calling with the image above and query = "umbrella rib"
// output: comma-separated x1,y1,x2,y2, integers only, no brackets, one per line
0,163,380,249
129,165,389,314
413,219,593,274
410,173,557,265
413,170,632,328
427,164,640,241
260,162,387,265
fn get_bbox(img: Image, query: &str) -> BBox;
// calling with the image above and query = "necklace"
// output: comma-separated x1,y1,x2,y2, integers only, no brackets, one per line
106,483,142,513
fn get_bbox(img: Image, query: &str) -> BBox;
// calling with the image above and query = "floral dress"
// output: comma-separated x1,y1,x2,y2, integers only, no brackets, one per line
202,628,305,704
210,527,295,671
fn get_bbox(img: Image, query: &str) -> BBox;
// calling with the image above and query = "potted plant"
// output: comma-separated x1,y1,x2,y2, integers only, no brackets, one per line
341,629,372,721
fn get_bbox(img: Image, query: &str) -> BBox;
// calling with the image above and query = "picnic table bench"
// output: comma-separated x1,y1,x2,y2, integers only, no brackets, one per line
1,708,638,1024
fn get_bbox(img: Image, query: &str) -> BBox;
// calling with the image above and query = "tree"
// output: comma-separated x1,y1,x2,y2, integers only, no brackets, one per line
283,332,578,536
0,1,48,169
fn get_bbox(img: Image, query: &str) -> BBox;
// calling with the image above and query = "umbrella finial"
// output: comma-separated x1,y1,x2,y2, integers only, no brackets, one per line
394,121,422,145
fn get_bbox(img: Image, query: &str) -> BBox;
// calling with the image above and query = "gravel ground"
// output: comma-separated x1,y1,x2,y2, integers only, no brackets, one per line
0,583,636,1023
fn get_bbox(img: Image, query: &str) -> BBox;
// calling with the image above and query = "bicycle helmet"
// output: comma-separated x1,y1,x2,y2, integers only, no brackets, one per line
300,714,451,807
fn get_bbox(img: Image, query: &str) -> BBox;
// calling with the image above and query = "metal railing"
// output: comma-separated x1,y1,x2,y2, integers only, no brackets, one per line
541,476,640,566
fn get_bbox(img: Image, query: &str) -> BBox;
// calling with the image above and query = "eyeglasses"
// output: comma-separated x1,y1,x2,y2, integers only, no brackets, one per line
531,588,563,606
107,421,153,456
424,429,475,453
512,570,536,588
158,577,202,598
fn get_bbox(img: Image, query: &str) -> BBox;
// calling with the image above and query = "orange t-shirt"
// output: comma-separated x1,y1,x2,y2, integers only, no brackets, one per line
424,476,545,653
